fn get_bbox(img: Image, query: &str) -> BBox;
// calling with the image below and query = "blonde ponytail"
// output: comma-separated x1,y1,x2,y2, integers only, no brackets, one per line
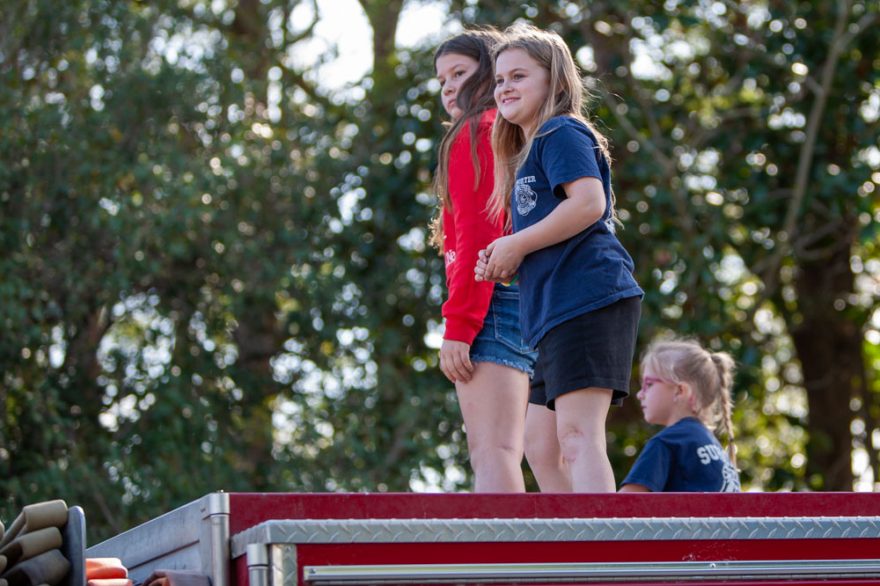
642,338,738,465
711,352,737,466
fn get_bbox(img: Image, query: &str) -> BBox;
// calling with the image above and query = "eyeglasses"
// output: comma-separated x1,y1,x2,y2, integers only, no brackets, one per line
640,376,678,391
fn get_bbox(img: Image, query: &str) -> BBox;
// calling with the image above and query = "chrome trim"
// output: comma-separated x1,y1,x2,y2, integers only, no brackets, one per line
303,559,880,584
202,492,230,586
247,544,270,586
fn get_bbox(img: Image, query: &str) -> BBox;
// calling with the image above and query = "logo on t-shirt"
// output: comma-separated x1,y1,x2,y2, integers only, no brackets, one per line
445,250,456,266
696,443,724,465
515,177,537,216
696,443,740,492
720,464,740,492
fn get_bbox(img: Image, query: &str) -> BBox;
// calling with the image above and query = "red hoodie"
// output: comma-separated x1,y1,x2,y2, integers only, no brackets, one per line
441,109,503,344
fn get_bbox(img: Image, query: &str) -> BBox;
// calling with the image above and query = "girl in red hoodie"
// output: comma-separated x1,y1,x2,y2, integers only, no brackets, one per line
432,28,538,492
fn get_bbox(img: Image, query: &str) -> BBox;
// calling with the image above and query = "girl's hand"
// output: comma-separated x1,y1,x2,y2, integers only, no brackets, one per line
474,249,492,282
480,235,524,283
439,339,474,383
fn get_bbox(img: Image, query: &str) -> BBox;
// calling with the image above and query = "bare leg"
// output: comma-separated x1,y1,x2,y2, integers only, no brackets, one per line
456,362,530,492
554,388,616,492
524,404,572,492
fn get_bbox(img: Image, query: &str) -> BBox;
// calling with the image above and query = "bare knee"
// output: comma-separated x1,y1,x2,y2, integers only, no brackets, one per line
557,426,605,464
524,430,559,466
468,438,522,469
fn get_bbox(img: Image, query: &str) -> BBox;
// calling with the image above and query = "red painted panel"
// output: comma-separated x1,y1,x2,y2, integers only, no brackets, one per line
228,492,880,534
228,493,880,585
234,556,247,586
230,540,880,584
291,538,879,567
459,582,880,586
248,540,880,586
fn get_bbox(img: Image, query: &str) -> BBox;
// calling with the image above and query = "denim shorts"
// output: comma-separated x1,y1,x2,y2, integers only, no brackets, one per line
470,284,538,376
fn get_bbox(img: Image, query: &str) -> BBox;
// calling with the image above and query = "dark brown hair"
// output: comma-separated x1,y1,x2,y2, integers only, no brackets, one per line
429,27,503,250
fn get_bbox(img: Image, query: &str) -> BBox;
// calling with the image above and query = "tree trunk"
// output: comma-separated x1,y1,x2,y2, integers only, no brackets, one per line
790,235,864,490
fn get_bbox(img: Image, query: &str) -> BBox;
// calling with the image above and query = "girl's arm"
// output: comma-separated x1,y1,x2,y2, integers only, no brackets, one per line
441,115,501,381
619,483,651,493
475,176,606,282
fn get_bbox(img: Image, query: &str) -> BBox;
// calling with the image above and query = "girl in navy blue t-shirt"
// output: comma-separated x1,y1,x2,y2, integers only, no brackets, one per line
475,24,642,492
620,338,740,492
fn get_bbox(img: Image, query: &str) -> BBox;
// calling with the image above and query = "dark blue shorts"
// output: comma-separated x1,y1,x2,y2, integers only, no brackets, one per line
529,295,641,410
470,284,539,377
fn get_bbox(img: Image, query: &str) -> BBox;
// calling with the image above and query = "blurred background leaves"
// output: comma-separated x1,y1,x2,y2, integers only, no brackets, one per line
0,0,878,541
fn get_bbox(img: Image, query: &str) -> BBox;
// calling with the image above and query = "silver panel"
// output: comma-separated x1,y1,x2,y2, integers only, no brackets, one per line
230,515,880,557
302,559,880,584
87,498,204,582
87,493,230,586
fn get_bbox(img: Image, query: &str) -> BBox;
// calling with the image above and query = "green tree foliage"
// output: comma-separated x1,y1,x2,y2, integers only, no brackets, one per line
0,0,452,539
1,0,878,543
457,0,879,490
568,0,879,491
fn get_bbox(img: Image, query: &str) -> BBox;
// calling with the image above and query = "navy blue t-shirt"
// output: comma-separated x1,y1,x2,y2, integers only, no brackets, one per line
512,116,643,348
622,417,741,492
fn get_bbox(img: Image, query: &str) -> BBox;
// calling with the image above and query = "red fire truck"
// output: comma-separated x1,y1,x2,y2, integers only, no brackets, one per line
87,492,880,585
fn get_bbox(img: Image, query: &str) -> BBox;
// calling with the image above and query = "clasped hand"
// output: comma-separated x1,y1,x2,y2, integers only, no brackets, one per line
474,234,524,283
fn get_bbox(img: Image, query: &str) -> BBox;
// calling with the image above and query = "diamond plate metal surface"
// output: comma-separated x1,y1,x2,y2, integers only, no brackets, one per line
230,516,880,557
270,544,298,586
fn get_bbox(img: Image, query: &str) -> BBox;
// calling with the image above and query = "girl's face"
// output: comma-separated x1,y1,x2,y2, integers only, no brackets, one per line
435,53,480,121
637,364,680,427
494,47,550,135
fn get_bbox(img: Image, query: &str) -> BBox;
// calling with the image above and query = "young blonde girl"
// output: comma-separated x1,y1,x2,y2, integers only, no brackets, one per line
432,28,537,492
620,338,740,492
475,24,643,492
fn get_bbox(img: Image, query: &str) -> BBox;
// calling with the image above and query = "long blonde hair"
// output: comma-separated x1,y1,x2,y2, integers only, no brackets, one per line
488,23,611,225
429,27,503,250
641,338,738,466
